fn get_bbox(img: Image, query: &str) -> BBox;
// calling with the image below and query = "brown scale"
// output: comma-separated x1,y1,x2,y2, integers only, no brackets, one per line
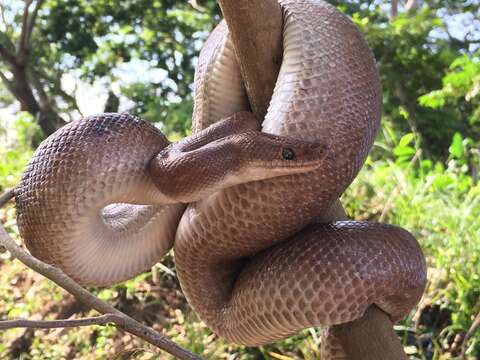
174,0,426,351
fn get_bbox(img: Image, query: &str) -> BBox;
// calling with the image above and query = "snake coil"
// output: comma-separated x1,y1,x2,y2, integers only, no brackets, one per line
15,0,426,357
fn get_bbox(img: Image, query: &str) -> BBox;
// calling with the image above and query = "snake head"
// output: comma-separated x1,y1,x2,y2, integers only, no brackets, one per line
233,130,330,175
149,116,330,203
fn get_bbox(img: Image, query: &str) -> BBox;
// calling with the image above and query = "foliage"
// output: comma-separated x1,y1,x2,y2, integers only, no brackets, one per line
0,112,40,192
343,129,480,358
419,51,480,174
0,0,220,134
39,0,220,133
348,2,480,160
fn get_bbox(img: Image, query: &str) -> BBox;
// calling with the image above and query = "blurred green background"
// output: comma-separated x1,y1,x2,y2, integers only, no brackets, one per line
0,0,479,359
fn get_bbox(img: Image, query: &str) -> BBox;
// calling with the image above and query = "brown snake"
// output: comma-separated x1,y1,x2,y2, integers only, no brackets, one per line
15,0,427,357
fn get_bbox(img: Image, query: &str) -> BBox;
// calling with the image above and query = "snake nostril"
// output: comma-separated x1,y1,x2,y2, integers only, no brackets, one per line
282,147,295,160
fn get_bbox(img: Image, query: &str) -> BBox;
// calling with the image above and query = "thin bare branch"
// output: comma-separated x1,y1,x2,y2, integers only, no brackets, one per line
0,314,121,330
0,188,15,208
0,189,203,360
25,0,45,49
17,0,44,64
462,310,480,358
17,0,33,62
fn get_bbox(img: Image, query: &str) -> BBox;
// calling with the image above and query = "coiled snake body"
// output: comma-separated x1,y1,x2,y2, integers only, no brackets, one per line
15,0,426,357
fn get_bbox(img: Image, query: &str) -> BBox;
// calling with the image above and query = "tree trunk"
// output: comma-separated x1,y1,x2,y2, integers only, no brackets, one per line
9,64,40,114
0,0,65,137
1,62,66,136
0,43,65,136
7,63,66,136
36,108,66,136
217,1,408,359
390,0,399,19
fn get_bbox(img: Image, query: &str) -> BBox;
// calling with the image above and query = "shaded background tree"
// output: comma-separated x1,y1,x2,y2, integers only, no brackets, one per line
0,0,220,137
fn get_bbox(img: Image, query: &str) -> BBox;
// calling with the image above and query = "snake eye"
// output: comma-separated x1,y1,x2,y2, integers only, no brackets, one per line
282,147,295,160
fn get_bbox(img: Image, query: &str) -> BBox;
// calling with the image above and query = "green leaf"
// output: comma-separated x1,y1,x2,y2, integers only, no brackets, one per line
449,132,464,159
399,106,410,119
393,146,416,157
419,90,446,109
393,133,416,159
398,133,415,148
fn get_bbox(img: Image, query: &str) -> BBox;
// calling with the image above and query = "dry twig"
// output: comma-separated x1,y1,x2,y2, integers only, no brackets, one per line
0,188,16,208
462,310,480,359
0,314,120,330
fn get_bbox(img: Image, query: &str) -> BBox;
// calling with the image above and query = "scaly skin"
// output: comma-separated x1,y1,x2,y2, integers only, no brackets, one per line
15,112,321,286
175,0,426,348
15,0,427,356
15,114,186,286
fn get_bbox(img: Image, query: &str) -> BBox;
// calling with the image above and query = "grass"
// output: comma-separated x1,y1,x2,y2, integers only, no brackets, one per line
342,132,480,359
0,115,478,359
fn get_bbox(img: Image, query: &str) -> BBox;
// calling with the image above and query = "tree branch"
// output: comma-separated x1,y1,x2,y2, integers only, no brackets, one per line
17,0,33,63
0,188,15,208
0,189,202,360
390,0,399,20
0,5,9,31
30,66,83,120
17,0,44,64
0,69,12,87
28,68,50,109
324,306,408,360
25,0,45,50
462,310,480,358
218,0,283,121
218,1,409,359
0,43,17,66
0,314,121,330
45,70,84,115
